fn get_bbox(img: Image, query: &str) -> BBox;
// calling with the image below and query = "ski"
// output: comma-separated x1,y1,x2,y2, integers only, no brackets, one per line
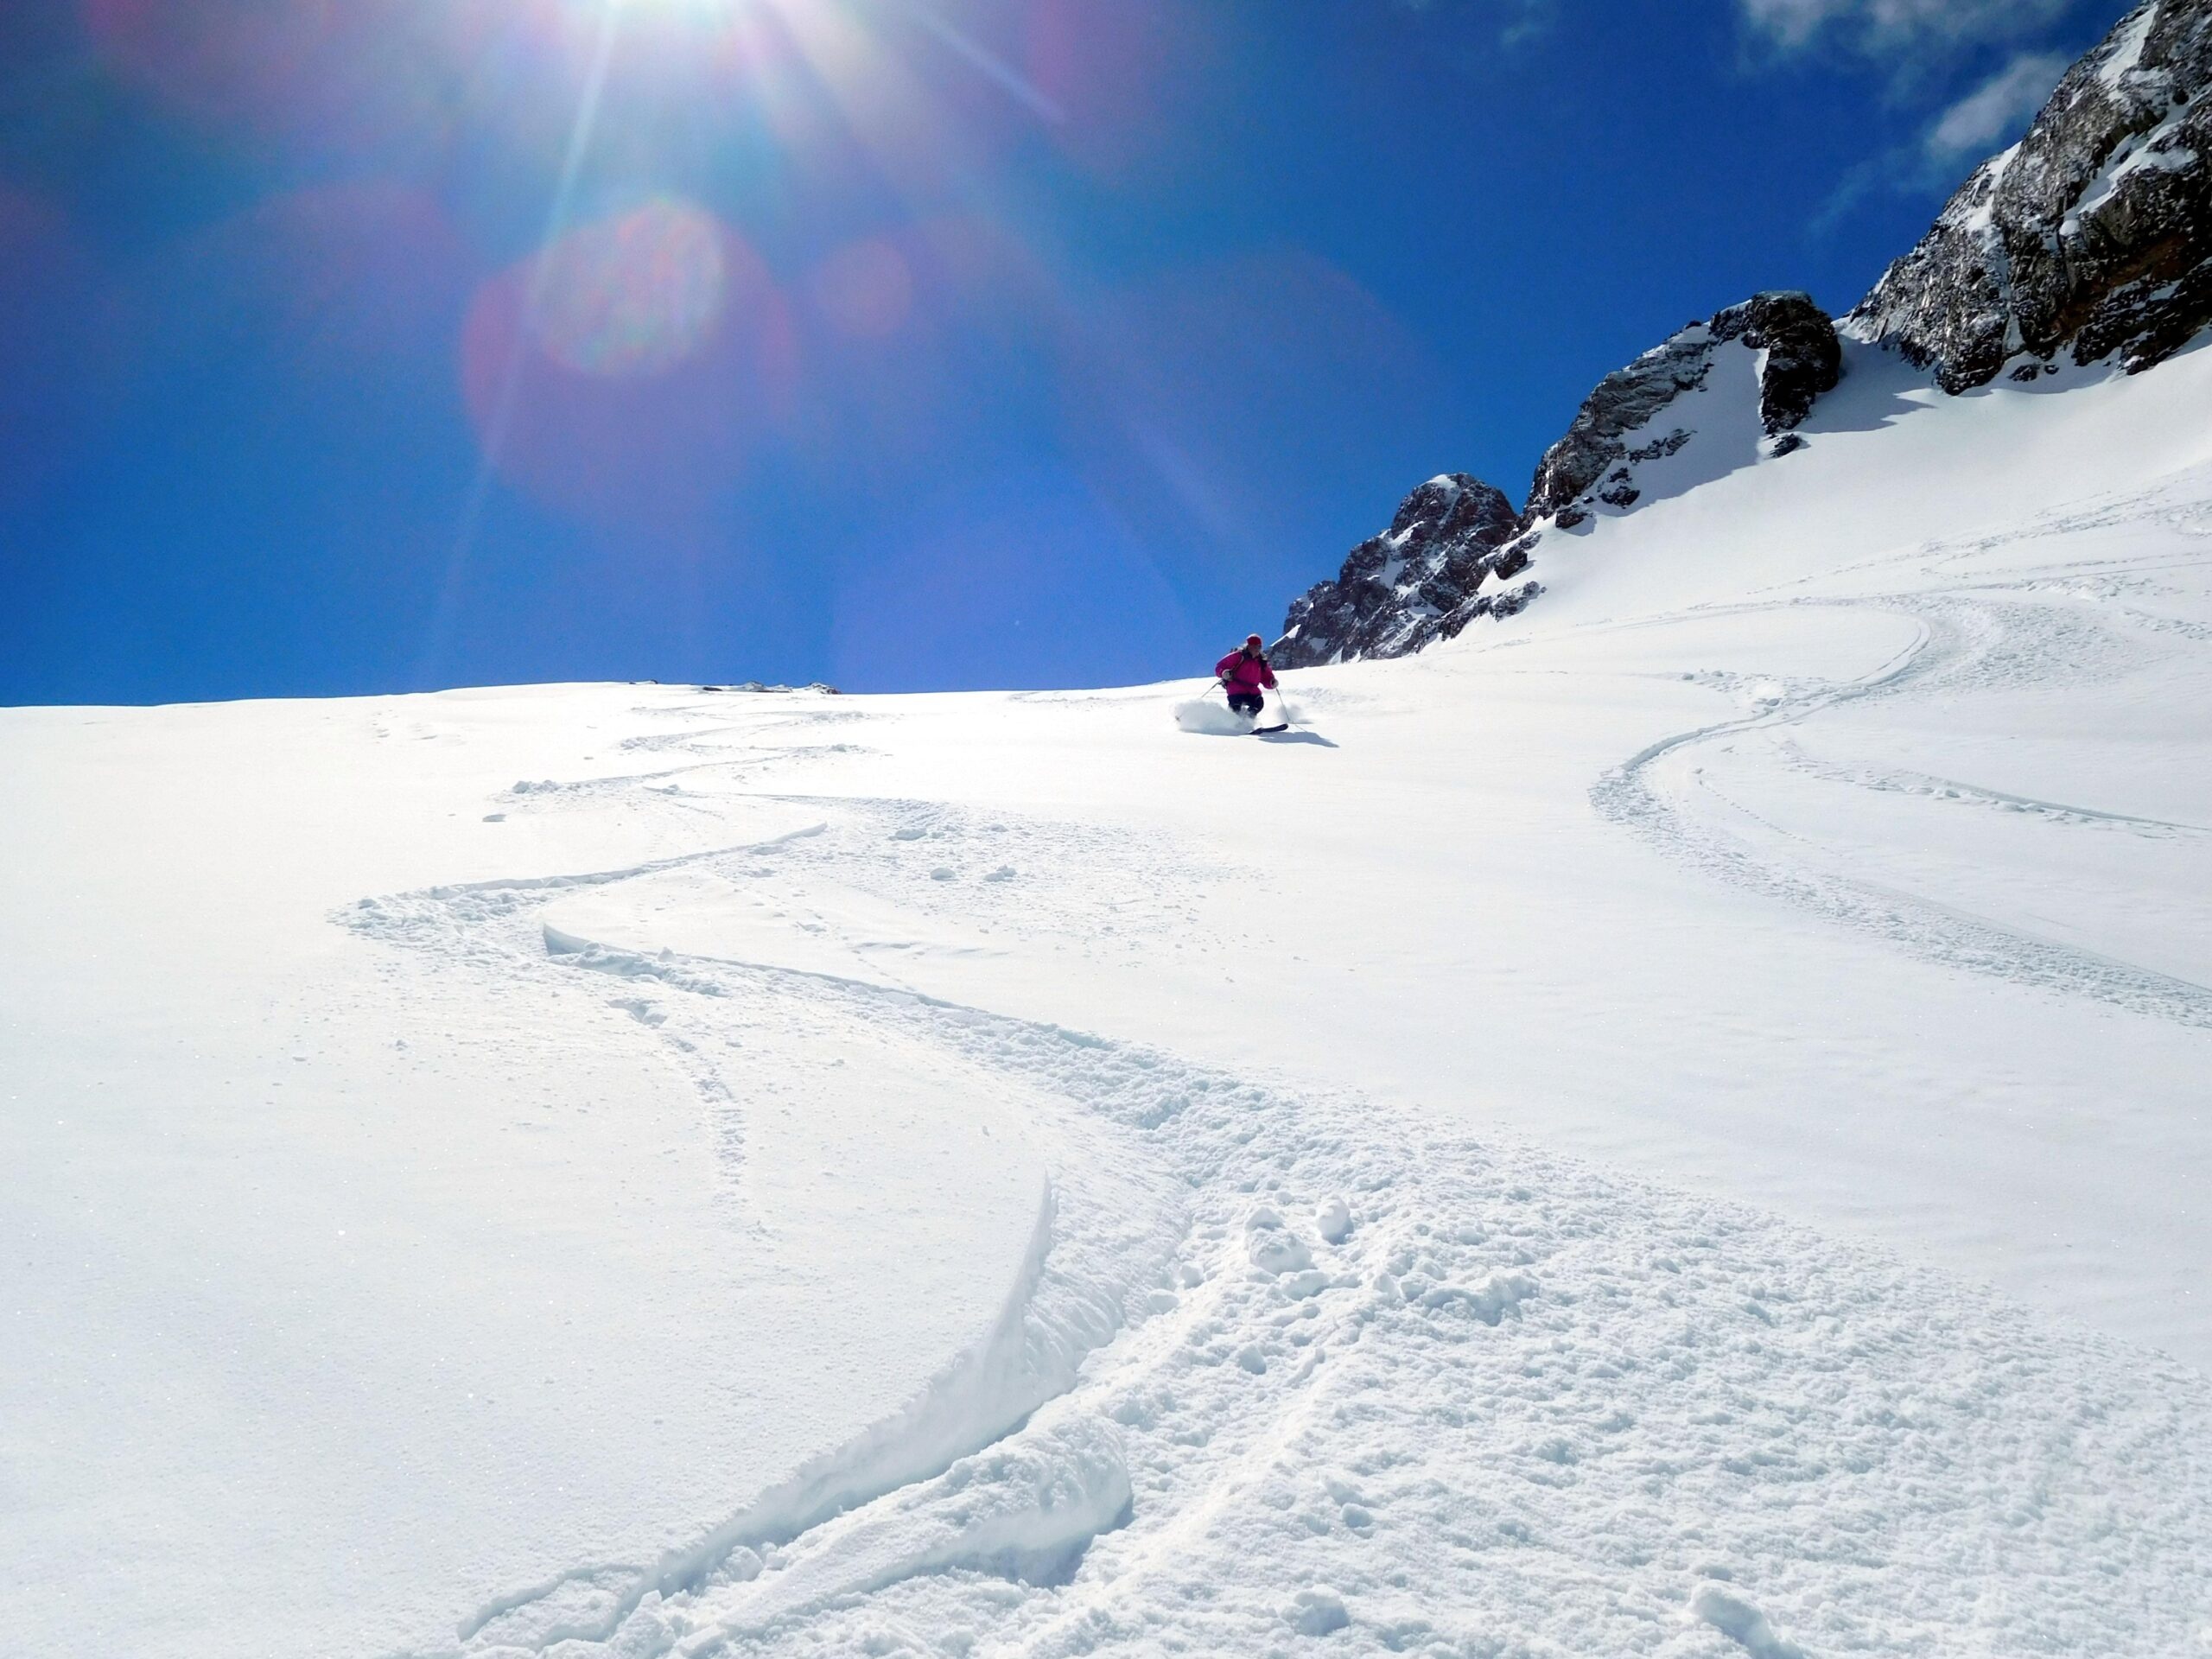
1249,723,1290,734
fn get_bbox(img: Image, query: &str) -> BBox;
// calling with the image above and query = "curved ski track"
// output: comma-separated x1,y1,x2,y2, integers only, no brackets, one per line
342,694,2212,1659
1592,569,2212,1032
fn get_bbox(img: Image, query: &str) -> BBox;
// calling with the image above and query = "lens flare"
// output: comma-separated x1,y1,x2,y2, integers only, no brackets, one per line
460,207,797,528
529,197,728,377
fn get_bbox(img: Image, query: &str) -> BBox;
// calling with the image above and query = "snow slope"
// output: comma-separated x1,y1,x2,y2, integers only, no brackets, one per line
7,340,2212,1656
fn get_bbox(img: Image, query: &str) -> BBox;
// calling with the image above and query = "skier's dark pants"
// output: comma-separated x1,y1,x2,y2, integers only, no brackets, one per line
1227,691,1265,716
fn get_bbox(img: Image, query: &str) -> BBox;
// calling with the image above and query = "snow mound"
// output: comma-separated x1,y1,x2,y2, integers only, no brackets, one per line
1691,1581,1808,1659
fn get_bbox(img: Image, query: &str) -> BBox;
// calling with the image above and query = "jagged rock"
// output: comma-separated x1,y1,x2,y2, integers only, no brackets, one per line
1270,291,1841,666
1627,429,1694,464
1598,470,1641,510
1274,474,1523,667
1525,332,1716,524
1849,0,2212,390
1713,291,1842,434
1265,3,2212,669
1380,578,1548,659
1489,582,1541,620
1526,291,1840,522
1490,534,1535,582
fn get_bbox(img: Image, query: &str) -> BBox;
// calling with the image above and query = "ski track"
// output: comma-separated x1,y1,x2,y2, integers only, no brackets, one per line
1592,550,2212,1029
1758,739,2212,840
342,700,2212,1659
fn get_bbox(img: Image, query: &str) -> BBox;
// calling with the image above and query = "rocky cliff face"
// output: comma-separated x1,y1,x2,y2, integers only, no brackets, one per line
1273,0,2212,669
1274,294,1837,668
1849,0,2212,390
1528,292,1840,525
1274,475,1529,669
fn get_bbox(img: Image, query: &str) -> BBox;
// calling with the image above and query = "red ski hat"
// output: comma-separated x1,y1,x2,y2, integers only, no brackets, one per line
1246,633,1264,646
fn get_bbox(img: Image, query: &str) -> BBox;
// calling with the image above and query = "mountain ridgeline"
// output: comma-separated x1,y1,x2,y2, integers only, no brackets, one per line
1273,0,2212,669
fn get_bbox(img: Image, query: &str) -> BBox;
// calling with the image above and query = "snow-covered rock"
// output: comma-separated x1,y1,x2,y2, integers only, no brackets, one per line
1273,474,1528,667
1273,294,1835,667
1848,0,2212,390
1528,290,1840,524
1274,2,2212,662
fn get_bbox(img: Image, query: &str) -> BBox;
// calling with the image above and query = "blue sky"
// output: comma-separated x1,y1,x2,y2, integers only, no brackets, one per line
0,0,2122,702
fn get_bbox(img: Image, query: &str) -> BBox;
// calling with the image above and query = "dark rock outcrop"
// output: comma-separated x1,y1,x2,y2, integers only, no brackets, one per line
1849,0,2212,390
1527,292,1840,522
1272,295,1840,668
1273,289,1845,667
1736,292,1846,433
1273,475,1526,667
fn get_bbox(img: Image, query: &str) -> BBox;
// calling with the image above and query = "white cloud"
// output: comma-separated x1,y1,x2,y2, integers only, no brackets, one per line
1808,46,2072,237
1741,0,2075,56
1924,50,2070,159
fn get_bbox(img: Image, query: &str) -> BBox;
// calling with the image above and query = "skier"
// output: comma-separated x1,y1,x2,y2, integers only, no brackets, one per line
1216,634,1278,720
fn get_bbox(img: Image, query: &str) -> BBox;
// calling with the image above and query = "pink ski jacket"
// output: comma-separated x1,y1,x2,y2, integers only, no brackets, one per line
1216,649,1277,692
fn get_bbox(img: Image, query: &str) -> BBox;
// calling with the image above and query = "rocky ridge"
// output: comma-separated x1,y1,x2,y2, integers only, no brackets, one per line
1274,0,2212,670
1274,293,1839,669
1526,290,1842,526
1275,474,1529,667
1849,0,2212,391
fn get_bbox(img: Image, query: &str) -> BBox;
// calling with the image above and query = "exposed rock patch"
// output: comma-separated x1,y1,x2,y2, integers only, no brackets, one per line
1528,292,1840,523
1848,0,2212,390
1269,1,2212,667
1274,475,1528,668
1274,296,1836,668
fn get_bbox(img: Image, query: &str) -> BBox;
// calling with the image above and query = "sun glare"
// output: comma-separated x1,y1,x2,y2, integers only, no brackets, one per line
529,198,728,378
